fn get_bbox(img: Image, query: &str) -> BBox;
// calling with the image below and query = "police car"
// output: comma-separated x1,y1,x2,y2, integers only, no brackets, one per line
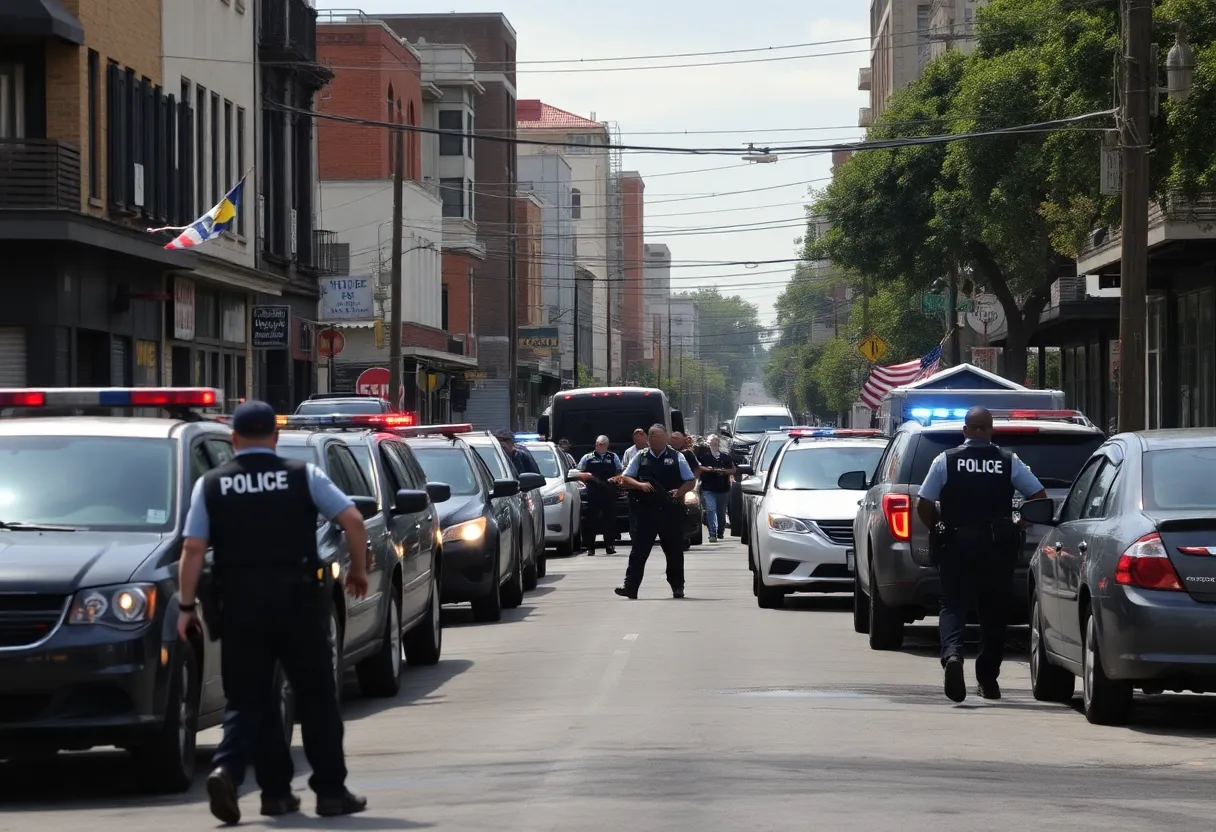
274,413,447,702
463,432,547,590
0,388,292,793
518,435,583,558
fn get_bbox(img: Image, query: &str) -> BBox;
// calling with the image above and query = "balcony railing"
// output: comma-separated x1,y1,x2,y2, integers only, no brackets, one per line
858,107,872,128
259,0,317,62
858,66,872,91
1076,192,1216,273
0,139,81,211
302,229,344,276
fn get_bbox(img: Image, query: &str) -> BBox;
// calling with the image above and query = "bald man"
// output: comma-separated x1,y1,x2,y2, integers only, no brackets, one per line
916,406,1047,703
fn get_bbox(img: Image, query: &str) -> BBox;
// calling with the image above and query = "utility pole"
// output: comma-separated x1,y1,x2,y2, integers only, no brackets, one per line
947,263,961,366
388,126,404,412
666,304,672,383
700,360,706,434
1117,0,1152,433
572,272,580,387
606,277,613,386
508,234,518,430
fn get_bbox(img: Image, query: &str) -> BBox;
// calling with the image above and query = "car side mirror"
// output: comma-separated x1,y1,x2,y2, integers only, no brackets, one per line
837,470,868,491
741,479,765,496
1018,497,1058,526
492,478,520,498
351,495,380,520
425,482,451,504
518,472,546,492
736,464,753,477
393,489,430,514
566,469,583,482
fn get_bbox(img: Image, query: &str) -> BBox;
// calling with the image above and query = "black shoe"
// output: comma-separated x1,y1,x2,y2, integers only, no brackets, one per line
614,585,637,599
672,588,685,598
261,793,302,816
206,767,241,826
606,546,617,555
588,549,596,557
943,656,966,703
316,790,368,817
977,680,1002,700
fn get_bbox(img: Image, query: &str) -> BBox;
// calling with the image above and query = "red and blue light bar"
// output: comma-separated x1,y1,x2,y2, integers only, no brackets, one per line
0,387,220,409
909,407,1089,426
277,412,420,429
788,428,882,438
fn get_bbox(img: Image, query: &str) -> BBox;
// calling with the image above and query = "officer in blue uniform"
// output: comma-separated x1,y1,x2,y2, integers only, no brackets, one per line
616,424,696,598
577,434,623,555
916,406,1046,703
176,401,371,824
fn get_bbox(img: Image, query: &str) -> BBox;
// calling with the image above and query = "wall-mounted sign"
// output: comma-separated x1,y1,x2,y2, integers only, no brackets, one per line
320,275,374,320
173,277,195,340
252,305,291,348
519,326,560,362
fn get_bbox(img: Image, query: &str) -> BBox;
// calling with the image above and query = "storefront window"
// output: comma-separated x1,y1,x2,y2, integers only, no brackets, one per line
1063,345,1087,413
1147,295,1165,429
1177,288,1215,427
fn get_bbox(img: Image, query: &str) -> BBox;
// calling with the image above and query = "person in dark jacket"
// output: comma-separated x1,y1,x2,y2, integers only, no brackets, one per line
577,434,623,555
495,428,541,475
696,434,735,541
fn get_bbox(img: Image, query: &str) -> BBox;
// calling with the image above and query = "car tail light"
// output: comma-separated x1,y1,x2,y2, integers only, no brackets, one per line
882,494,911,542
1115,533,1184,591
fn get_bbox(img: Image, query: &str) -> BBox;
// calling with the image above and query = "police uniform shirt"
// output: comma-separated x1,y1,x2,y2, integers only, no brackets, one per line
578,450,623,497
183,448,355,542
621,445,695,484
918,438,1044,506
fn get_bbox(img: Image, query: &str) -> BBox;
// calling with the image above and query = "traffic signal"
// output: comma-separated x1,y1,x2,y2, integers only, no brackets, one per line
374,319,384,349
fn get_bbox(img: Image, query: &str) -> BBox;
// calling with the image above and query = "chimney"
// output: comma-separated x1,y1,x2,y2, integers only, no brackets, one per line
517,99,543,121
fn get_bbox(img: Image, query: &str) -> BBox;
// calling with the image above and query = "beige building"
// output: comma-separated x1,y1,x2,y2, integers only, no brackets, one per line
928,0,987,61
858,0,933,126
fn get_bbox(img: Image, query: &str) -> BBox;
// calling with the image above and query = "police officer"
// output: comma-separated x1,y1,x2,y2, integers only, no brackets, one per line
176,401,370,824
577,434,623,555
495,428,541,475
616,424,696,598
916,406,1046,703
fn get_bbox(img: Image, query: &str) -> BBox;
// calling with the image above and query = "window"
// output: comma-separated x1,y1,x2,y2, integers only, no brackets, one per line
223,99,233,198
467,112,474,158
1144,447,1216,510
467,179,475,221
210,92,219,204
411,447,480,496
439,177,463,218
0,63,24,139
1176,288,1215,427
1059,457,1103,523
236,107,246,234
324,443,374,498
1083,458,1120,519
441,285,449,330
438,110,462,155
379,443,415,491
196,84,206,213
471,443,510,480
910,432,1105,489
87,52,100,198
570,188,582,220
567,133,593,152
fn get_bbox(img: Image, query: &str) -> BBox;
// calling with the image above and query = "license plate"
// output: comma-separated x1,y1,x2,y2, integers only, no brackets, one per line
846,549,855,573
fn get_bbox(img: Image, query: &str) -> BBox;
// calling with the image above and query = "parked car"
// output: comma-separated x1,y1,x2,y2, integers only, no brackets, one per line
275,418,442,701
1021,429,1216,725
465,432,546,588
404,427,530,622
745,430,887,609
294,393,401,417
840,409,1106,650
736,429,797,554
522,440,582,557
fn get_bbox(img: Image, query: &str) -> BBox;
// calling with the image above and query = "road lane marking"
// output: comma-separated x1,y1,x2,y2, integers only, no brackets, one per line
623,633,639,641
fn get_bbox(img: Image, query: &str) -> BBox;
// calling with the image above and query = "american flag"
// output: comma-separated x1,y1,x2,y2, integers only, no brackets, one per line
860,343,943,410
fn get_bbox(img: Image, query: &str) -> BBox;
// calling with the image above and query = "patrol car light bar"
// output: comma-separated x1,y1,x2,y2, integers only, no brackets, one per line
387,423,473,437
908,407,970,421
908,407,1088,425
0,387,220,408
276,413,419,430
787,428,881,438
514,432,542,441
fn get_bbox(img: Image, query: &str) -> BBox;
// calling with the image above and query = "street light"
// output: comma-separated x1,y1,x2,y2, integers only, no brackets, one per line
1166,24,1195,103
741,144,778,164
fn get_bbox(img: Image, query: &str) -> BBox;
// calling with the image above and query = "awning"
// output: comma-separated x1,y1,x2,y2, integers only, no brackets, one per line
3,0,85,44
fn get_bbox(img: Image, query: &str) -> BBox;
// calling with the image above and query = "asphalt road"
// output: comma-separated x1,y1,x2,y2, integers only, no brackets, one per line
3,539,1216,830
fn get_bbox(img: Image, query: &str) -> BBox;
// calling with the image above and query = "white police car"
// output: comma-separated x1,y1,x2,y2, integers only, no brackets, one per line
0,387,294,793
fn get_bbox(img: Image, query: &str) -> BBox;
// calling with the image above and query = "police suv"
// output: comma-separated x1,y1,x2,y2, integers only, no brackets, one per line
0,388,293,793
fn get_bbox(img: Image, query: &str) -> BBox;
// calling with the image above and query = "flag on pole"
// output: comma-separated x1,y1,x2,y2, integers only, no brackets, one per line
148,177,245,250
860,341,944,410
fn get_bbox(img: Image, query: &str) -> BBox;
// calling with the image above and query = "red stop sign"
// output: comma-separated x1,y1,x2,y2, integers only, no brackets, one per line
354,367,404,410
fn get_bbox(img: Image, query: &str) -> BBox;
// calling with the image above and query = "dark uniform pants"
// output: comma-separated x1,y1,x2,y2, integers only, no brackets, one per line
211,578,347,799
937,539,1016,683
625,505,685,590
584,495,617,551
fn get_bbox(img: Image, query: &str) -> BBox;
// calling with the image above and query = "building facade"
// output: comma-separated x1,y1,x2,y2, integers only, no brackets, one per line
620,171,645,373
378,13,518,430
519,153,575,382
643,243,671,373
928,0,987,61
668,296,699,361
860,0,933,126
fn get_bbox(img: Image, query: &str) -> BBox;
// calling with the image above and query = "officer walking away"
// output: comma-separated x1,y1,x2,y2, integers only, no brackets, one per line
577,435,623,555
176,401,370,824
621,427,647,466
495,428,541,475
915,406,1046,704
615,424,696,599
696,434,735,541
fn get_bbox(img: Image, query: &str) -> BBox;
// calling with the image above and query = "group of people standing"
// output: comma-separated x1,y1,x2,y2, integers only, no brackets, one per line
574,425,737,599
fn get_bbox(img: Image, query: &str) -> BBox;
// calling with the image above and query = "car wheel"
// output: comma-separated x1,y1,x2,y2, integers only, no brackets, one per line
755,548,784,609
852,566,870,634
405,569,443,666
501,538,525,609
751,559,759,597
747,534,755,572
1082,605,1133,725
523,556,539,591
357,593,402,698
132,645,200,793
537,547,548,579
471,541,503,623
1030,594,1074,703
328,607,346,705
867,559,904,650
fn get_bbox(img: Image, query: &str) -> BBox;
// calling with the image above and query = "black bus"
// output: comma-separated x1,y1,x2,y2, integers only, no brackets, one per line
538,387,684,461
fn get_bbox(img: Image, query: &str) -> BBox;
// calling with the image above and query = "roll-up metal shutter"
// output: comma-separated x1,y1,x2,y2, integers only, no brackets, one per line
0,328,27,386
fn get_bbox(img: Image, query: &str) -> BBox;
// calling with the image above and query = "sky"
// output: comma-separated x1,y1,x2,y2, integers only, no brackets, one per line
316,0,871,328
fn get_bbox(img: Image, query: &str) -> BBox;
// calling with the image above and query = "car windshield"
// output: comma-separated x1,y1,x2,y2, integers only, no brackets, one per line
775,446,885,490
734,414,792,434
757,437,789,471
529,447,562,478
909,431,1106,487
471,443,510,479
275,444,320,465
0,436,176,530
1144,447,1216,510
412,448,480,496
295,399,384,415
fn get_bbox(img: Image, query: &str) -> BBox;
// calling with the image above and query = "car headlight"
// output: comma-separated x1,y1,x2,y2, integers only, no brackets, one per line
767,514,811,534
442,517,487,544
68,583,157,626
542,492,565,506
683,491,700,506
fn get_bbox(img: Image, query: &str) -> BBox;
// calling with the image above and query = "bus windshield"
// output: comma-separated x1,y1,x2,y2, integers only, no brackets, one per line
552,393,667,457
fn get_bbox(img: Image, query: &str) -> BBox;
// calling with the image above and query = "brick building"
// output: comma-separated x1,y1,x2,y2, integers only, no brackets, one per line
376,12,519,430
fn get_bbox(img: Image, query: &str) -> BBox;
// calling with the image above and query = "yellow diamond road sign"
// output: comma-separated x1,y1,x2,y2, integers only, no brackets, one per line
859,335,888,363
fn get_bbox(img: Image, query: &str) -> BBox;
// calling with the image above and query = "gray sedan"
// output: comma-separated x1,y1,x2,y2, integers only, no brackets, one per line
1022,429,1216,725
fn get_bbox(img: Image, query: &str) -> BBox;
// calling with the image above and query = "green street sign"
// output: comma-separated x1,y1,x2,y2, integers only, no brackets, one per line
921,294,974,314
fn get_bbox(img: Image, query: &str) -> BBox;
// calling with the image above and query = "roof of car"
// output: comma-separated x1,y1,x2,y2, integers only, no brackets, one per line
0,416,215,439
403,435,471,449
1132,428,1216,450
735,405,792,415
276,428,372,446
905,419,1103,436
783,437,890,450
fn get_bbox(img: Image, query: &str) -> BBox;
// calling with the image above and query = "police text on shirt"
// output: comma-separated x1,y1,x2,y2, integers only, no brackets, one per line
220,470,291,495
956,458,1004,474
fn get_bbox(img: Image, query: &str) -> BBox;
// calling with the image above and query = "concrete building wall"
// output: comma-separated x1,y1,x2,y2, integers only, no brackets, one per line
868,0,931,122
643,243,671,366
929,0,987,60
669,297,699,360
519,153,575,376
516,194,544,327
620,171,644,372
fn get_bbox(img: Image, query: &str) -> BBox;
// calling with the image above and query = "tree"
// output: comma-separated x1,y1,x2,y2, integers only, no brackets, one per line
675,288,763,404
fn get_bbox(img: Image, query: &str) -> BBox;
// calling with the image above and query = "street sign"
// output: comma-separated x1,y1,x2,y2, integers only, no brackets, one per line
317,328,345,358
1100,130,1120,197
354,367,405,411
921,294,975,314
859,334,888,363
